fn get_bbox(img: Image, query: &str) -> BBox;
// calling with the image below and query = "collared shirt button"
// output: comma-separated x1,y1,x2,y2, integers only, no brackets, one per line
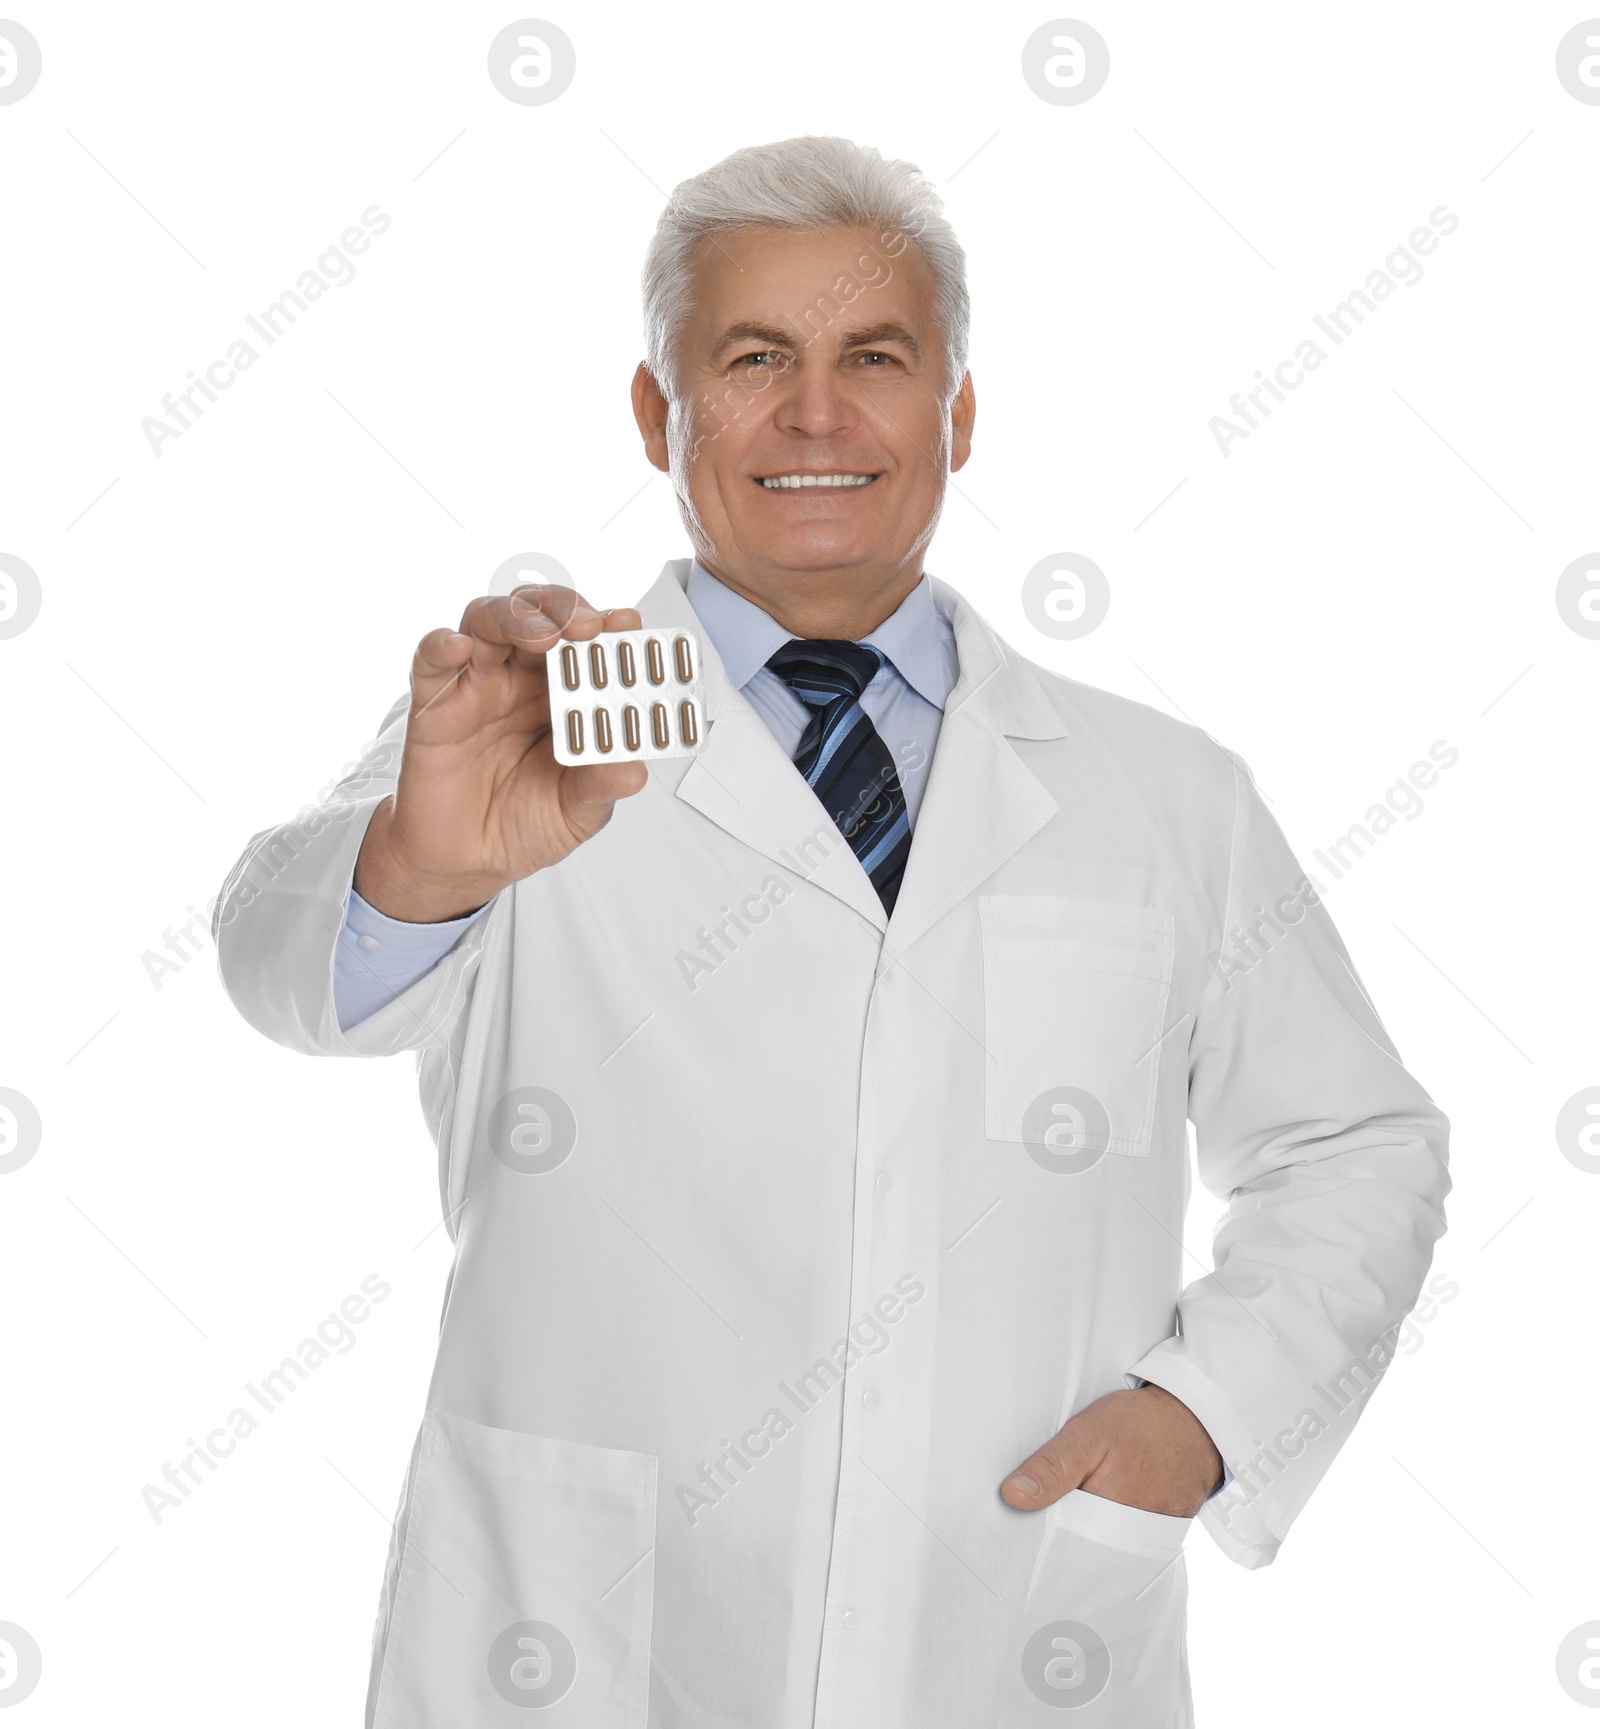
356,934,380,952
862,1388,880,1409
841,1608,861,1630
875,1172,892,1192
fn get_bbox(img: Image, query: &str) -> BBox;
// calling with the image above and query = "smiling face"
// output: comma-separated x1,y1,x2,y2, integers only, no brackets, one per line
632,223,975,639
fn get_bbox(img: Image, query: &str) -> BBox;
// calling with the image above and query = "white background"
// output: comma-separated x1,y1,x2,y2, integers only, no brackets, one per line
2,2,1596,1722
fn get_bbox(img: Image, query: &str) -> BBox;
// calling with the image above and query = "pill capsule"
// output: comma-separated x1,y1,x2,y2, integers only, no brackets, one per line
550,629,704,762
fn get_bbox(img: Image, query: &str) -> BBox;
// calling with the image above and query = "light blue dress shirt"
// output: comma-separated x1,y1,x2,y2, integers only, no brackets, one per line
333,557,959,1030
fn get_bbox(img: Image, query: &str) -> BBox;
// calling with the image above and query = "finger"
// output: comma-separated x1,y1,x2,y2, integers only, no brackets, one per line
410,627,480,702
511,590,640,639
459,587,604,654
504,582,593,633
559,759,648,831
409,620,549,728
1001,1412,1107,1510
494,584,605,646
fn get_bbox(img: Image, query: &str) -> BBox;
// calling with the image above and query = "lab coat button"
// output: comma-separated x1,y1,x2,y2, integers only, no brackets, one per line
356,934,380,952
874,1173,891,1192
841,1608,861,1630
861,1388,879,1409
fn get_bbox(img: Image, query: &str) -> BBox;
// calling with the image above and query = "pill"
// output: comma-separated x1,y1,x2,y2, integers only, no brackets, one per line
546,626,706,767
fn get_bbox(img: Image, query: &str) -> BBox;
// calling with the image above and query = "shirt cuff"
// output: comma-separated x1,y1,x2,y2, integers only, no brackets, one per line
334,885,497,1031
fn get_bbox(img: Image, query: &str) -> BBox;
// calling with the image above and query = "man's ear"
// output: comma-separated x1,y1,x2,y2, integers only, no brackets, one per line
949,371,976,473
631,361,672,474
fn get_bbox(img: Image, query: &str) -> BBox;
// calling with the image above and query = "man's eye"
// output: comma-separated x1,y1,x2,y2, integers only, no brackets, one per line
856,351,896,367
734,351,786,369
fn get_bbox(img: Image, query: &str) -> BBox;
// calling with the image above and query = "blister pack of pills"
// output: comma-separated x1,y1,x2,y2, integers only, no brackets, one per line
547,628,706,766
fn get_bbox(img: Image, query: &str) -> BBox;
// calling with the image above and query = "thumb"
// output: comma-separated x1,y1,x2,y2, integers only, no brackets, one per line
1001,1408,1108,1511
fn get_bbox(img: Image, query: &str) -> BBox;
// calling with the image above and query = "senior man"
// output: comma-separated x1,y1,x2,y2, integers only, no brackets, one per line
216,135,1450,1728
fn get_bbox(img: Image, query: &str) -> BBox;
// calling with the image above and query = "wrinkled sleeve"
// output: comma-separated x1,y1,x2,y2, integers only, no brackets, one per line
213,692,497,1059
1126,749,1451,1569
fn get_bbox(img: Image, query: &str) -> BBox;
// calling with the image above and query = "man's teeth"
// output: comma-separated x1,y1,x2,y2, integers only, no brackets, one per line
758,473,877,489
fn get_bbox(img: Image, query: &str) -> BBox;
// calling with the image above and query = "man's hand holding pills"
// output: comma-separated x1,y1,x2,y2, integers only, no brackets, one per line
353,584,647,923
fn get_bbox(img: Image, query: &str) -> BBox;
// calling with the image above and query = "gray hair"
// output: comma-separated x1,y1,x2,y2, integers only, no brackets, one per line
641,135,970,398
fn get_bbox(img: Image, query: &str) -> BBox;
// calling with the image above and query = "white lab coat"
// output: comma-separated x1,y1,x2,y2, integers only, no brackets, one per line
215,558,1449,1728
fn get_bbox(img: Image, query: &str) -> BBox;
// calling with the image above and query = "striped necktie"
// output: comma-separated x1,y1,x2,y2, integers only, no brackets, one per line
765,638,911,915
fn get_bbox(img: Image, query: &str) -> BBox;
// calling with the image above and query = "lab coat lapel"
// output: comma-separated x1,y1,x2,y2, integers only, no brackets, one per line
883,579,1069,956
637,559,890,934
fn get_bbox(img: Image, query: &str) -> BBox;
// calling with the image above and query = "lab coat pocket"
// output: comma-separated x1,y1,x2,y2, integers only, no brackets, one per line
980,896,1175,1156
371,1408,657,1728
1007,1489,1192,1724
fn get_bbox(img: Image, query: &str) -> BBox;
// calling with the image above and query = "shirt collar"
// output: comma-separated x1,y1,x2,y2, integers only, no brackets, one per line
685,555,955,711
